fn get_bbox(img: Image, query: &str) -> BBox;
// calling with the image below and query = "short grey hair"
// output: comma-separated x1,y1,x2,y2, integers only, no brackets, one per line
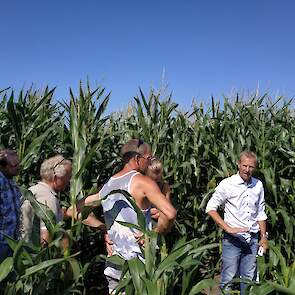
40,155,72,181
238,150,257,163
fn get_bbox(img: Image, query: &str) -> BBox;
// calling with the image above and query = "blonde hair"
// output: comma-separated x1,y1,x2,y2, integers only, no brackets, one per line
146,158,163,180
40,155,71,181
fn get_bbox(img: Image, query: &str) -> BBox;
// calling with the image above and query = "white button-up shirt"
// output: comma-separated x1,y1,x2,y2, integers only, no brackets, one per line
206,173,267,241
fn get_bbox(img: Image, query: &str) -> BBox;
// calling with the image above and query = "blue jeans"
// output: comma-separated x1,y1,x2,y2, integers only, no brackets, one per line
220,233,258,295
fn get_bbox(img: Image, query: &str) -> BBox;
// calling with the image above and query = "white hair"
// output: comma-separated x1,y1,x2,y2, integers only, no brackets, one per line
40,155,71,181
238,150,257,164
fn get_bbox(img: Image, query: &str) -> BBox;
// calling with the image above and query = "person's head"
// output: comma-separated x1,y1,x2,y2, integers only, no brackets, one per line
120,139,152,173
146,158,163,182
237,151,257,183
40,155,72,192
0,149,20,178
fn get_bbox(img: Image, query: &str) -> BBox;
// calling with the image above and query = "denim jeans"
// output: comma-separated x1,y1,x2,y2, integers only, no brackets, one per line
220,233,259,295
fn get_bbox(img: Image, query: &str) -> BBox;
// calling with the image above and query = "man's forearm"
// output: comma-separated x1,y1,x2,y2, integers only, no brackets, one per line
66,203,106,230
258,220,266,236
83,213,106,231
207,210,249,234
207,210,229,231
258,220,268,251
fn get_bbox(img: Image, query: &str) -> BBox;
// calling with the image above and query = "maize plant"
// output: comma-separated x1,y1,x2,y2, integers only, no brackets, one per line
60,82,110,221
0,84,294,294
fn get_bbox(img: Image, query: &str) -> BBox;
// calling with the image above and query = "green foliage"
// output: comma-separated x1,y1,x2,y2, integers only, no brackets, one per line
0,84,294,294
0,87,64,185
104,190,219,295
0,189,83,294
62,82,110,205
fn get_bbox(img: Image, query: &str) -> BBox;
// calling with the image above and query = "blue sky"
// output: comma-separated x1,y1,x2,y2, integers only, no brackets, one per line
1,0,295,112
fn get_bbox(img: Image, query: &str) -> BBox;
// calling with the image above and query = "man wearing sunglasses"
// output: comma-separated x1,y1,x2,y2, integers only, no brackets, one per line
21,155,72,244
81,139,177,293
0,149,21,263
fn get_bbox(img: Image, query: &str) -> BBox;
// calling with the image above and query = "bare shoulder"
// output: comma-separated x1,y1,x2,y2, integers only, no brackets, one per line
130,174,159,200
132,173,155,188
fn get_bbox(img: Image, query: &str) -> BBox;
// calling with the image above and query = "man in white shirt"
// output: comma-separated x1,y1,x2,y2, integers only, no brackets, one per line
206,151,268,295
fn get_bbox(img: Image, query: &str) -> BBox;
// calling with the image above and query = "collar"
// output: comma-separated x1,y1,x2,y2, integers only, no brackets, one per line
233,173,253,185
38,181,57,196
0,171,14,183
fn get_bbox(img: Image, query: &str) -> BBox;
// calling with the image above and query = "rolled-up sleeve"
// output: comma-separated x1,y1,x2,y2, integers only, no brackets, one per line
205,181,227,213
257,183,267,221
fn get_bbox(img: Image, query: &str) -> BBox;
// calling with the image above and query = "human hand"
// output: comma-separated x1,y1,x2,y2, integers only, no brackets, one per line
65,206,81,220
225,226,249,234
65,206,75,218
104,234,113,256
134,232,145,246
259,238,268,252
151,207,160,220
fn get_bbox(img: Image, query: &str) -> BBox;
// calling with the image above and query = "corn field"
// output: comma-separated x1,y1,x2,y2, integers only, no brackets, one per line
0,84,294,294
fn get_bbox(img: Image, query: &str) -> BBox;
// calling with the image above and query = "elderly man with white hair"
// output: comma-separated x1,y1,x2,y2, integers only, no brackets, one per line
21,155,72,244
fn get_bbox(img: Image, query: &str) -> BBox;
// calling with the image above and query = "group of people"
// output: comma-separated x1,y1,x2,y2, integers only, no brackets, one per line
0,140,268,295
